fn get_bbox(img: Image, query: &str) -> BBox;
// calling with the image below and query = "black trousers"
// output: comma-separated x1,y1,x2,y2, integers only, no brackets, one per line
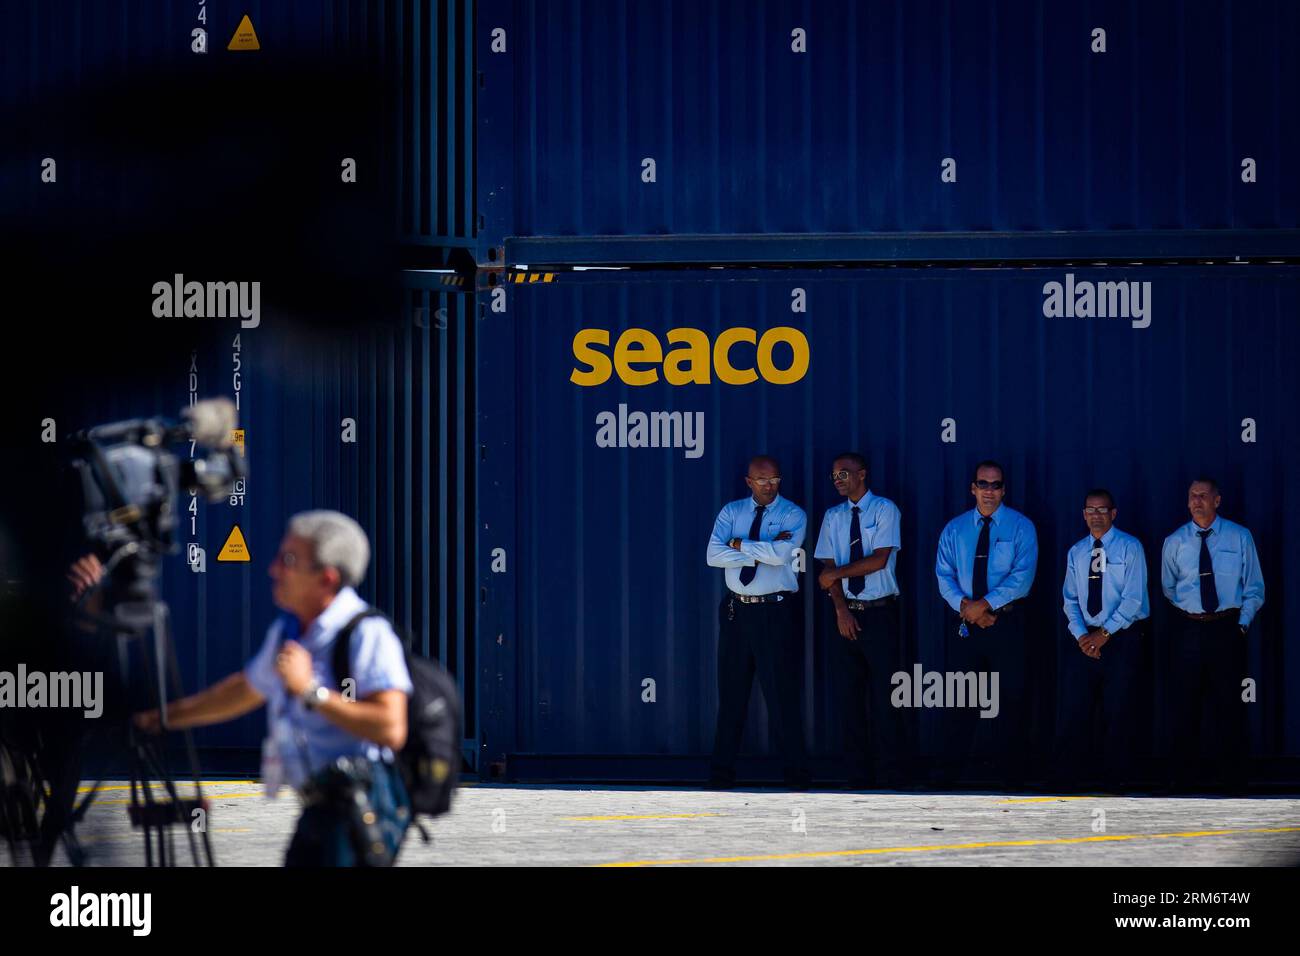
1053,620,1148,787
1169,610,1247,789
834,601,905,785
710,595,808,785
940,608,1028,784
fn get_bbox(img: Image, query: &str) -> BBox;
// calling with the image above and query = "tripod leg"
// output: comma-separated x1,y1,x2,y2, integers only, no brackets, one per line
120,631,157,867
135,619,174,868
0,744,24,864
130,753,154,868
144,737,198,866
159,602,215,866
61,824,86,866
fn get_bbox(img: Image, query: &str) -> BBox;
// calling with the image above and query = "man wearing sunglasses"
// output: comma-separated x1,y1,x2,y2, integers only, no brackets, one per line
133,510,413,865
1053,489,1149,792
813,453,905,790
705,455,810,790
1160,477,1264,793
934,460,1038,788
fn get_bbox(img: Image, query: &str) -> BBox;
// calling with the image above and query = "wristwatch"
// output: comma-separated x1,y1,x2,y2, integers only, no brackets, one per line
1100,627,1111,639
301,680,330,711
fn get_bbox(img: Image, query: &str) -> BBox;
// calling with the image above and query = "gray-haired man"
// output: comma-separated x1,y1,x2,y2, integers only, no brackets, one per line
134,510,413,865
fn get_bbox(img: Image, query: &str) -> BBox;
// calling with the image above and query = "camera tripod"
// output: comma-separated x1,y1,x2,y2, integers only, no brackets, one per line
70,547,216,866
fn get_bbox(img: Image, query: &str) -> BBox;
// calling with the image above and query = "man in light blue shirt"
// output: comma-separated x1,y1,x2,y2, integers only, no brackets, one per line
1053,489,1149,791
813,452,905,788
1160,477,1264,792
134,511,413,865
705,455,809,789
933,460,1038,787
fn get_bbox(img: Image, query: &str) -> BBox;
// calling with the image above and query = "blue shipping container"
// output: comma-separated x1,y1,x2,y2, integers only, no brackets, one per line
16,280,477,771
1,0,474,250
477,0,1300,264
475,265,1300,780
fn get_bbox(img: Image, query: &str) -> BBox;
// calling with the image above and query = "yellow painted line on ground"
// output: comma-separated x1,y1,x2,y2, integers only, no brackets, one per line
563,813,723,822
92,791,263,806
599,826,1300,867
998,795,1107,804
77,781,256,794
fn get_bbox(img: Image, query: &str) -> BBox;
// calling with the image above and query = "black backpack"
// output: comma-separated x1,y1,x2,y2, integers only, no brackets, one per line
330,609,461,818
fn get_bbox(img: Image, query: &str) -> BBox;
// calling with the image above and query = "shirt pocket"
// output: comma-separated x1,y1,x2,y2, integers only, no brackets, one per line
1211,548,1240,577
857,521,878,554
1101,557,1125,590
989,539,1015,574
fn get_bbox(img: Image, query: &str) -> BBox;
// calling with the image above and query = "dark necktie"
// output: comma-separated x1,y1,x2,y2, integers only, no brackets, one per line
1197,528,1219,612
738,505,766,586
1087,536,1104,617
971,515,992,601
847,505,865,596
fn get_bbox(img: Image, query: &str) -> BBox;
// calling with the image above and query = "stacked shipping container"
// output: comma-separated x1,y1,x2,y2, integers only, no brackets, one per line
476,266,1300,779
7,1,1299,780
472,0,1300,781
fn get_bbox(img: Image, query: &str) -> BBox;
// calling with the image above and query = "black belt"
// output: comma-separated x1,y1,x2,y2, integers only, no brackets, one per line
1175,605,1240,623
845,595,898,611
730,591,787,604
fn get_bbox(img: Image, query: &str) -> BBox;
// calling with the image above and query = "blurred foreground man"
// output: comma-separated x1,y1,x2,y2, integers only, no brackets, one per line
135,511,413,865
1160,479,1264,793
705,455,810,790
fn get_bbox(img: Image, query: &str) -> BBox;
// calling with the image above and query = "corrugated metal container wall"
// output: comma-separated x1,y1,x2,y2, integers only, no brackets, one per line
169,284,475,764
1,0,474,251
3,1,480,769
395,0,477,248
477,0,1300,264
476,266,1300,780
32,285,476,769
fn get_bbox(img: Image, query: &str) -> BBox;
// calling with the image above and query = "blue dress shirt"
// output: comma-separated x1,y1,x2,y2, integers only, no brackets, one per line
245,586,414,787
1062,526,1150,640
935,504,1038,613
1160,516,1265,628
813,490,902,599
706,494,807,595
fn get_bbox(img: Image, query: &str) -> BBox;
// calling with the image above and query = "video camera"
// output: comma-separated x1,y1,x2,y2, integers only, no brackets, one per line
70,398,245,604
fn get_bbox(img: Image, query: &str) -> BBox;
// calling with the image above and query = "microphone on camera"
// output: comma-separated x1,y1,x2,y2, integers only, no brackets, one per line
182,397,238,449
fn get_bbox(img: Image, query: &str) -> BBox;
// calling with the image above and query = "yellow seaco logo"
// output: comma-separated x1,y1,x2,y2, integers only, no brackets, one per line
570,327,810,386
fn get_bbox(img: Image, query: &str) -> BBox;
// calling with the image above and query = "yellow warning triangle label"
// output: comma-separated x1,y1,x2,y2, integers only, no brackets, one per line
227,14,260,51
218,525,251,562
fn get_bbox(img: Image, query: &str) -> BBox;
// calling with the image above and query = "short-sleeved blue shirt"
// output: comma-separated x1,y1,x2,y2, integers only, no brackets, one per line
814,490,903,599
245,586,413,786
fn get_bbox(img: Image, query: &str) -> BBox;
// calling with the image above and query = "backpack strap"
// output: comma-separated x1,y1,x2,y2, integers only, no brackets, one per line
330,608,389,692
